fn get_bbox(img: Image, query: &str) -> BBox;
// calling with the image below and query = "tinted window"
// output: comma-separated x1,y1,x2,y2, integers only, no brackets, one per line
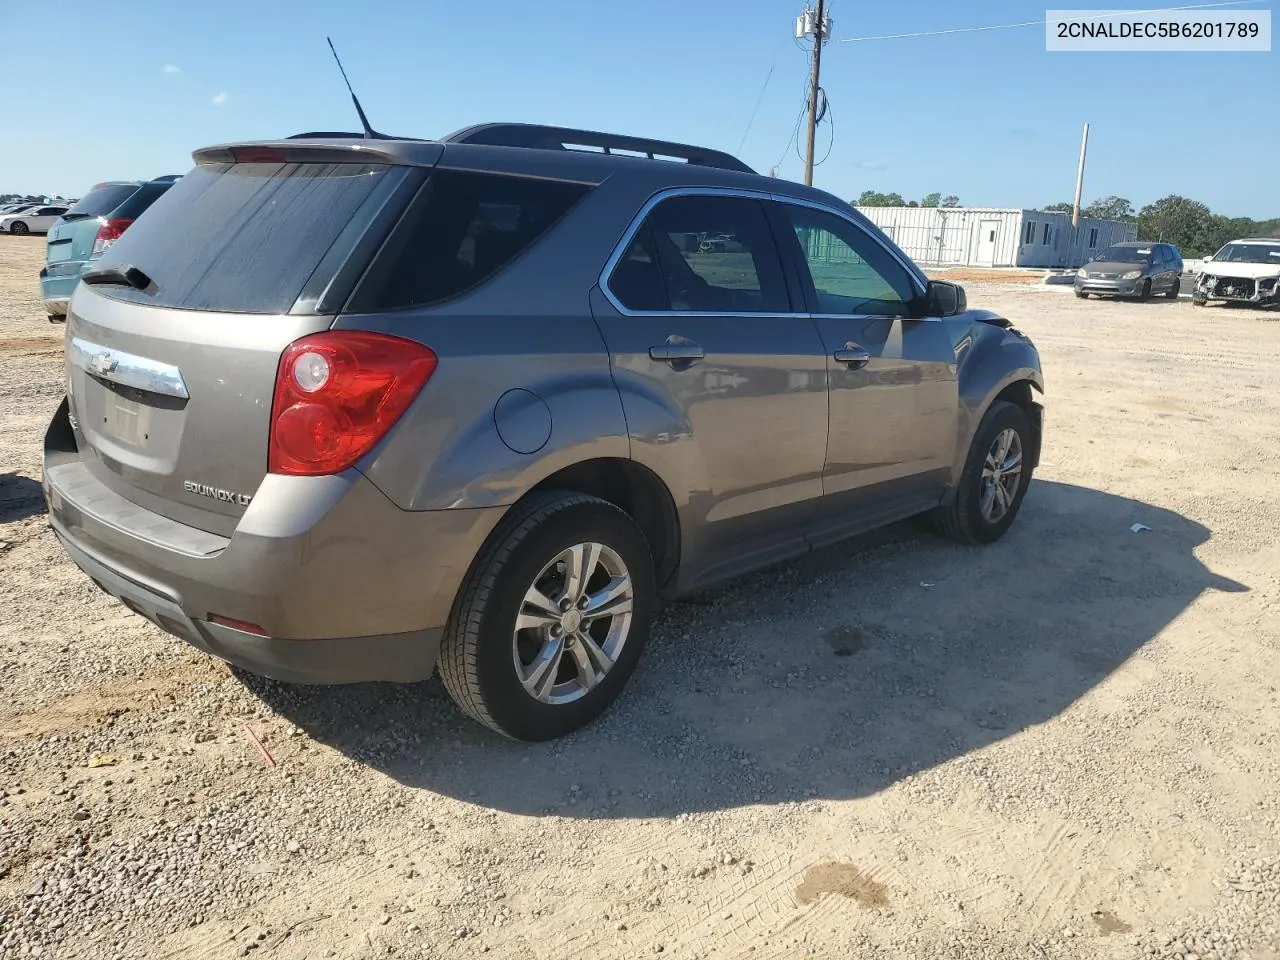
784,206,915,317
353,171,589,311
1024,221,1036,244
610,195,788,313
1042,223,1051,245
94,162,405,314
64,184,139,219
1096,245,1150,263
37,207,64,216
109,180,175,220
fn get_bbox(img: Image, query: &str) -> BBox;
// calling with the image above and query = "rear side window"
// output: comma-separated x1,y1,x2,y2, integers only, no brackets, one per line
608,195,789,313
64,184,139,219
93,162,406,314
109,181,174,220
351,171,589,311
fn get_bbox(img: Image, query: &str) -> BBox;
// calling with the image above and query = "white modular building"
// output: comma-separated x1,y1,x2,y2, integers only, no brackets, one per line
854,206,1138,268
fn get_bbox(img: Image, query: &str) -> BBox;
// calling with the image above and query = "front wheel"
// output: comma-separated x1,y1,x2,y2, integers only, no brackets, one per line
8,221,28,236
1165,278,1180,299
1075,289,1089,299
1139,279,1152,300
438,491,655,740
934,401,1033,545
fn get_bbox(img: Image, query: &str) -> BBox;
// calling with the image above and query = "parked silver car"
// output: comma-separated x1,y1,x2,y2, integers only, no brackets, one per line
44,123,1044,740
1075,242,1183,300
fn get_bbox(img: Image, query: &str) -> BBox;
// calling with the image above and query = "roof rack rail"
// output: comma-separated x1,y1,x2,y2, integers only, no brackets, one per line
441,123,755,174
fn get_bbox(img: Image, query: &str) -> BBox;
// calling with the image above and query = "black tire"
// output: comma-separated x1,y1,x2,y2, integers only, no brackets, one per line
1165,278,1180,299
1192,294,1207,307
934,401,1033,546
8,221,28,236
1139,279,1152,300
438,491,655,741
1075,289,1089,299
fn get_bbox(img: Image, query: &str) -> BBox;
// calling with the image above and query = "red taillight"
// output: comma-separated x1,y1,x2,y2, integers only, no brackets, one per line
91,217,133,258
232,146,287,163
268,332,437,476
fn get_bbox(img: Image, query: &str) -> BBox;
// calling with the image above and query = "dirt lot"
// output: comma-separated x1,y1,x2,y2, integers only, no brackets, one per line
1,234,1278,960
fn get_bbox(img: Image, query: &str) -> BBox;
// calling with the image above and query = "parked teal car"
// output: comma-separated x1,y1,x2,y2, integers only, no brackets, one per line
40,177,179,321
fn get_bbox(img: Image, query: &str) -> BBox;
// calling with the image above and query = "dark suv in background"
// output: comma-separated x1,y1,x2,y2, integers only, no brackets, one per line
40,176,181,320
44,123,1044,740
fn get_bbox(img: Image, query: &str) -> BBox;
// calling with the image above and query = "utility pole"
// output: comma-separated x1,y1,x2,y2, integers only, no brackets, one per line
797,1,831,186
1072,122,1090,228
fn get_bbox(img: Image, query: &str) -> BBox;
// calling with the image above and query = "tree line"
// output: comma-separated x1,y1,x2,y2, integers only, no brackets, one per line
1042,195,1279,259
856,191,960,208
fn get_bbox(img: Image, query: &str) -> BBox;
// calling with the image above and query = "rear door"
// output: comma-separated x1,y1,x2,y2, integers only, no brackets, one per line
771,202,958,545
64,158,420,535
592,191,829,588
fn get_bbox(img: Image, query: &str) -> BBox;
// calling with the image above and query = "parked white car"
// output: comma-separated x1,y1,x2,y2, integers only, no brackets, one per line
1193,238,1280,308
0,205,70,236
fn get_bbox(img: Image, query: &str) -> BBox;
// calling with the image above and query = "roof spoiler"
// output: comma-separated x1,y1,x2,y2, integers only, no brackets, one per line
442,123,755,174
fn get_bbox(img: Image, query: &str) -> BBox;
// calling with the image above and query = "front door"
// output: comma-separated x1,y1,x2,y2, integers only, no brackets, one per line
975,220,1000,266
773,203,959,546
592,192,829,589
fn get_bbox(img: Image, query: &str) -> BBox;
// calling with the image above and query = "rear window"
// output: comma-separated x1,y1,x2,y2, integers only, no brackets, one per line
65,184,139,219
109,180,174,220
350,171,590,311
92,162,408,314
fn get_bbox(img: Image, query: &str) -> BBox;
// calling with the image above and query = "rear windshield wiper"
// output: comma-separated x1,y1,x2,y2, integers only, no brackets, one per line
59,212,94,223
81,265,155,292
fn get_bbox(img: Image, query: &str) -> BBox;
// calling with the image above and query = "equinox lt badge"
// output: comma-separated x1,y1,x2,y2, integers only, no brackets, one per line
183,481,251,507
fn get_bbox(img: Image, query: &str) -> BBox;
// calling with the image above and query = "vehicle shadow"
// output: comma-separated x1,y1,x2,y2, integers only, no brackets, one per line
244,480,1246,818
0,474,47,523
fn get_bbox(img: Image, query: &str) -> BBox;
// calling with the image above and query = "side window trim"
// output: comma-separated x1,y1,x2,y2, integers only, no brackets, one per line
599,187,926,318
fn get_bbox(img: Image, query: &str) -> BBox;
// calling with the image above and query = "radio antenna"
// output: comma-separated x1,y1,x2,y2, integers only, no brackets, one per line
326,37,379,139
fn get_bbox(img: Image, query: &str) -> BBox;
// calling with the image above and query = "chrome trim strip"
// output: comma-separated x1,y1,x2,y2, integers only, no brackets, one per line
597,186,929,319
68,337,189,400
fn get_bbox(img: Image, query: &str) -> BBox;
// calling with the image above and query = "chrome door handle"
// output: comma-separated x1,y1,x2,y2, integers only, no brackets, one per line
832,343,871,369
649,339,705,364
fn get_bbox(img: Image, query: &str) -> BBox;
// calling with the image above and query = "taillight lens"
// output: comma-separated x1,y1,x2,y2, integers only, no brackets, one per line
268,331,437,476
91,217,133,258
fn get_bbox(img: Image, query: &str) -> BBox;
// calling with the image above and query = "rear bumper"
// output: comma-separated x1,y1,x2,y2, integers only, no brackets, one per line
43,400,506,684
39,264,81,317
53,523,442,684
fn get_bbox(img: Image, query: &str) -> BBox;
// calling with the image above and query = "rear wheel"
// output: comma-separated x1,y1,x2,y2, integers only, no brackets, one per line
438,491,655,741
934,401,1033,545
8,221,28,236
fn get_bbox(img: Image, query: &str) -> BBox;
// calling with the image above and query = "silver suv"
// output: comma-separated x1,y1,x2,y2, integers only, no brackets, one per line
43,123,1044,741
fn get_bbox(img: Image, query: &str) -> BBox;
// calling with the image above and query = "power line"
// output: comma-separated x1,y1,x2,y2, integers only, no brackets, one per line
839,0,1264,42
736,62,776,156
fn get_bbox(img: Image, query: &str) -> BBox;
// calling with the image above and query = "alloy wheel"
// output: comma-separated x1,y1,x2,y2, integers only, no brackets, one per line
512,542,634,705
980,428,1023,523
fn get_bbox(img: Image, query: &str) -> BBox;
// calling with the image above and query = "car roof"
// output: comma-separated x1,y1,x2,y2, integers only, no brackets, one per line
193,122,855,213
1230,237,1280,244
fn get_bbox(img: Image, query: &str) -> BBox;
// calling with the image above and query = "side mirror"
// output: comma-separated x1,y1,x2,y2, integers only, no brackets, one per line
924,280,966,317
1201,255,1212,262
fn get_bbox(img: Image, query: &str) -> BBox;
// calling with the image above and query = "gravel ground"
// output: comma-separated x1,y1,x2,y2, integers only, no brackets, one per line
1,235,1278,960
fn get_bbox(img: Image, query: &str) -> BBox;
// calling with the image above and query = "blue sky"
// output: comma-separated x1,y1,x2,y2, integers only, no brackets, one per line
4,0,1276,216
